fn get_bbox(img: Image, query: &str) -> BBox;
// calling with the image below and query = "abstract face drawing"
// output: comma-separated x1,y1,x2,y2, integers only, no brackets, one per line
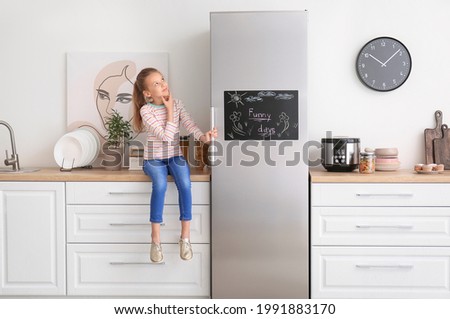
94,60,137,130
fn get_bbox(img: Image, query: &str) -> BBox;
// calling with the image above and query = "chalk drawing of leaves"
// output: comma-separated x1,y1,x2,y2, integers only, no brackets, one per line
232,125,246,136
279,112,289,122
279,112,290,135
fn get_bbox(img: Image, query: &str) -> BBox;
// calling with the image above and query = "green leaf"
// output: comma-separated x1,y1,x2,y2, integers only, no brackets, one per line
104,109,133,148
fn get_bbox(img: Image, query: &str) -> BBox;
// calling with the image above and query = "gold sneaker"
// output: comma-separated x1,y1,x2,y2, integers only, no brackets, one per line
179,238,193,261
150,242,163,263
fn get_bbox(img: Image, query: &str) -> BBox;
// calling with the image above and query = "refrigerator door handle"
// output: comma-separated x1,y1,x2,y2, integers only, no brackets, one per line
209,106,215,164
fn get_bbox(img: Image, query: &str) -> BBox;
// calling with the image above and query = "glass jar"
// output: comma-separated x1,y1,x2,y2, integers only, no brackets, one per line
359,151,376,174
195,141,206,169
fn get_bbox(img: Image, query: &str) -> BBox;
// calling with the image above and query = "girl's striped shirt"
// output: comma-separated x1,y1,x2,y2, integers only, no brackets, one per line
140,99,204,160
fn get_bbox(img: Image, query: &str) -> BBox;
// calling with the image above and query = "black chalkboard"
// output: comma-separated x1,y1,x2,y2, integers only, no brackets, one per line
224,90,299,140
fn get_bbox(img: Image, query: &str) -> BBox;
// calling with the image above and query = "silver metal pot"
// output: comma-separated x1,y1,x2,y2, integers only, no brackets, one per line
321,137,360,172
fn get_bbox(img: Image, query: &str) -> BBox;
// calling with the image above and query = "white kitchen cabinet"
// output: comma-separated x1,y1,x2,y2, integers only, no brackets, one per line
312,246,450,298
66,181,210,205
312,207,450,246
67,205,210,244
66,181,211,297
67,244,210,297
0,182,65,295
311,183,450,207
311,182,450,298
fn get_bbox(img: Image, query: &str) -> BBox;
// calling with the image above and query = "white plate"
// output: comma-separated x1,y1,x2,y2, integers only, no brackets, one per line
54,135,84,169
54,128,102,169
70,131,92,166
416,170,444,174
66,131,93,167
76,129,98,165
79,127,101,164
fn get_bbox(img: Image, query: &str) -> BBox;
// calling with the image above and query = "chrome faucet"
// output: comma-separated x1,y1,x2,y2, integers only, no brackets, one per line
0,120,20,171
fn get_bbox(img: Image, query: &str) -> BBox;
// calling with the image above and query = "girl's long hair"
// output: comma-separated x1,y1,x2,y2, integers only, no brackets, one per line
132,68,160,132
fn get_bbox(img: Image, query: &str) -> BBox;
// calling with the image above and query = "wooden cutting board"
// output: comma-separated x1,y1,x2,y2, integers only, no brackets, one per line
433,124,450,169
424,110,443,164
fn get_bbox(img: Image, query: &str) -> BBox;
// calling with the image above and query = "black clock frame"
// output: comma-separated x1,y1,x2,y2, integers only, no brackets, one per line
356,36,412,92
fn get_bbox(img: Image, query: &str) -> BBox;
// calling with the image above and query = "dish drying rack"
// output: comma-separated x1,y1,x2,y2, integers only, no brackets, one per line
59,158,93,172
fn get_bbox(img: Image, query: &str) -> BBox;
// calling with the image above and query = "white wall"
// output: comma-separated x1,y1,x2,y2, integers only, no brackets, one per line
1,0,449,169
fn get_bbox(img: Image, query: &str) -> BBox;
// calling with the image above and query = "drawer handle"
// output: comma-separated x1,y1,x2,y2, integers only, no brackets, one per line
110,262,165,266
108,191,150,195
109,223,165,226
356,225,413,230
355,264,413,270
356,193,413,197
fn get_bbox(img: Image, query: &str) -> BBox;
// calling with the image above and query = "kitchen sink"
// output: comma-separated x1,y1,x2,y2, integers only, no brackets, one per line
0,168,40,174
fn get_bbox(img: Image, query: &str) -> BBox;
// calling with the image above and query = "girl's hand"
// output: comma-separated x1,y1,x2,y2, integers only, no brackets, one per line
201,127,218,144
161,91,174,111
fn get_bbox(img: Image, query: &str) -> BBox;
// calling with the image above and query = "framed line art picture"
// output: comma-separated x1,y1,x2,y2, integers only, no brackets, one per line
67,52,168,137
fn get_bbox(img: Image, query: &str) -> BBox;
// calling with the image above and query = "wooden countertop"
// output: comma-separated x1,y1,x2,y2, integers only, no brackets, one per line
0,167,210,182
310,168,450,183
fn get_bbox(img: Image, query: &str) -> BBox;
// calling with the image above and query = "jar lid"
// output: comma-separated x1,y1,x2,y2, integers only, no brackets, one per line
360,151,375,156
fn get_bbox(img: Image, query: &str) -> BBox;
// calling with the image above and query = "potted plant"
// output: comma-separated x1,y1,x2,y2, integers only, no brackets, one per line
102,109,133,170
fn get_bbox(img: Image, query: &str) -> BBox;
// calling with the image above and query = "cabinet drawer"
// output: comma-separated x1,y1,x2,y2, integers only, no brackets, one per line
67,244,210,297
66,182,210,205
311,183,450,207
312,207,450,246
67,205,210,244
311,246,450,298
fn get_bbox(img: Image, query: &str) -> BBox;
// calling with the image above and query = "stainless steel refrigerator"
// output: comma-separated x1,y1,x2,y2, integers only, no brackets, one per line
210,11,309,298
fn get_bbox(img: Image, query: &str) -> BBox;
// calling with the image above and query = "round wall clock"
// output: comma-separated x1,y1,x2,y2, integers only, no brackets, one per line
356,37,412,91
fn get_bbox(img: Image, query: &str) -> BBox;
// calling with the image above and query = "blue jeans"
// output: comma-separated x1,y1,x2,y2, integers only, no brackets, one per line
142,156,192,223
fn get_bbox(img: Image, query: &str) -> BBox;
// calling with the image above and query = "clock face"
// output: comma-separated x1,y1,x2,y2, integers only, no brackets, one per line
356,37,412,91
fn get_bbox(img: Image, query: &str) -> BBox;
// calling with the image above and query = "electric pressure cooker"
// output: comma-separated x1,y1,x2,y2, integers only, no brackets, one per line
321,137,360,172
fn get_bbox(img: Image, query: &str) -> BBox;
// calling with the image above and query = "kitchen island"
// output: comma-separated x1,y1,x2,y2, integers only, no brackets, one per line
0,167,210,297
310,168,450,298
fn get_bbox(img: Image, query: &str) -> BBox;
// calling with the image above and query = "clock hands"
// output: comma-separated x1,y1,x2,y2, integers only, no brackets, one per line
369,54,385,66
369,49,401,67
382,49,401,67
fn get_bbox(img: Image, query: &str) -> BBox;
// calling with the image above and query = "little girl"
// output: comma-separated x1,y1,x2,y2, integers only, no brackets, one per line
132,68,217,263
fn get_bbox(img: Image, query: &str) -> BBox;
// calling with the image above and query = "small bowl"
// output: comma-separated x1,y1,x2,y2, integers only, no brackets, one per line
375,148,398,157
376,157,400,164
376,162,401,171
